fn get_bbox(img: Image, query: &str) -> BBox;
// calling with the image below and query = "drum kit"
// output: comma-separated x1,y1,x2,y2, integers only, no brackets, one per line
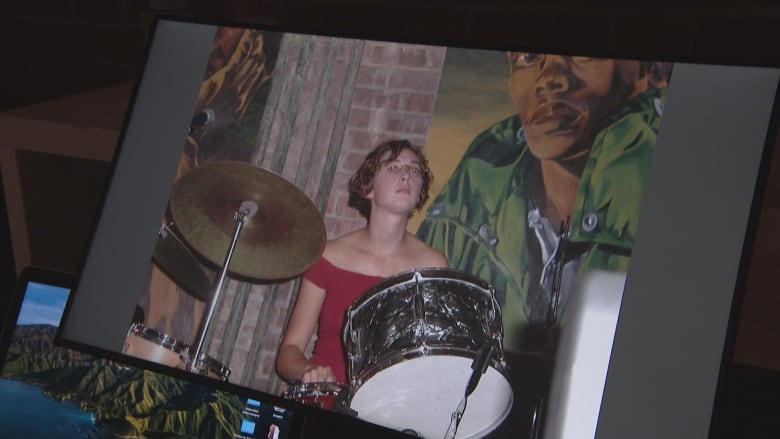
124,160,516,438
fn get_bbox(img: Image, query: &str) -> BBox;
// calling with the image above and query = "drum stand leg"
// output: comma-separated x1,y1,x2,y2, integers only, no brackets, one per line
189,201,257,376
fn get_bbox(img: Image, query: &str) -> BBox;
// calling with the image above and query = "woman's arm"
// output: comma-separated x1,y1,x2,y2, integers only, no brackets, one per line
276,278,336,383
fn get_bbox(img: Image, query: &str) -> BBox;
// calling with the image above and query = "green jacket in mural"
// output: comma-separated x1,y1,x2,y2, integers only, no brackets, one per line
417,87,666,351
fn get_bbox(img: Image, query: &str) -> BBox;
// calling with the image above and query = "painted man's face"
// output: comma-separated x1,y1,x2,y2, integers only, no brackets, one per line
508,53,647,161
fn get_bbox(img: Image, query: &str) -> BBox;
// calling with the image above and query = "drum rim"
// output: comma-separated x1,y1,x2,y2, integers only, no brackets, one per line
128,322,191,354
283,381,347,397
345,268,495,319
348,347,511,395
196,356,230,379
187,351,231,381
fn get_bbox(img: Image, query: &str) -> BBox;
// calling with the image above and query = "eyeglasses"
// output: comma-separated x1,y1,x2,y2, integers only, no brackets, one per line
383,163,424,178
509,52,597,70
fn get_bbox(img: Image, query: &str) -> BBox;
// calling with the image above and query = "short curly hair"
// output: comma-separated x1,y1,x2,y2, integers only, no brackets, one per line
348,139,432,220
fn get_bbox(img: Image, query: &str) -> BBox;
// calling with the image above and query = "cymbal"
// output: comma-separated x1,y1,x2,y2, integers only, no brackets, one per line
169,161,326,281
152,223,212,301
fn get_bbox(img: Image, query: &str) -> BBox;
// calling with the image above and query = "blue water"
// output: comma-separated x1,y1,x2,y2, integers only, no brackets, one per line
0,378,103,438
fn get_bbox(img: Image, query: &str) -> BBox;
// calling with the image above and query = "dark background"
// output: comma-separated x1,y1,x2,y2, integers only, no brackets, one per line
1,1,779,437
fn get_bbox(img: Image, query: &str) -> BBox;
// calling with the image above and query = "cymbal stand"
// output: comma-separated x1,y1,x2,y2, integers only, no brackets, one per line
189,200,258,375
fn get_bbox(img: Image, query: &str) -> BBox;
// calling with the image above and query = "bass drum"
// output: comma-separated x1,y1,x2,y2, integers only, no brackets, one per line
343,268,513,438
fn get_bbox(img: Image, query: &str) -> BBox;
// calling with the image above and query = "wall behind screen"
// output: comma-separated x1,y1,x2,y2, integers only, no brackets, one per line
57,18,780,439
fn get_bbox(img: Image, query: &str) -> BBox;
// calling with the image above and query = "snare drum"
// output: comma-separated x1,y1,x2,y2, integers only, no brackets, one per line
343,268,513,439
123,323,230,382
282,382,348,411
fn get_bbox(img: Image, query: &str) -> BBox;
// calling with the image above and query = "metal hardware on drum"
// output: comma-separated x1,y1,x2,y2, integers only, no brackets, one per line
343,268,514,439
282,382,351,413
188,350,231,382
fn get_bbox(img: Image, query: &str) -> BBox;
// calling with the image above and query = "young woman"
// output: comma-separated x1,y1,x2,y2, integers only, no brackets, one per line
276,139,449,384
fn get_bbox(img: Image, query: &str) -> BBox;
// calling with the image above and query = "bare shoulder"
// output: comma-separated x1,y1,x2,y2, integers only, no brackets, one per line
406,233,449,268
322,230,363,266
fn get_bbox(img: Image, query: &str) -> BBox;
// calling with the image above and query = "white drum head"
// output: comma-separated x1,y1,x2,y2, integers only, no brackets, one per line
349,356,513,438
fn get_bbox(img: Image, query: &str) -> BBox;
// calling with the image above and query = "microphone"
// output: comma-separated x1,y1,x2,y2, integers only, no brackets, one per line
189,107,215,133
445,338,499,439
465,338,497,397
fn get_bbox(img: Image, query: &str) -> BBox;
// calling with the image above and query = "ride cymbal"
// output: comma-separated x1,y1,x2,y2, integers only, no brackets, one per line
169,161,326,281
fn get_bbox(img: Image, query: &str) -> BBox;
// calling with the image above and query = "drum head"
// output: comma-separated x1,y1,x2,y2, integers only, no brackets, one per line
349,356,513,439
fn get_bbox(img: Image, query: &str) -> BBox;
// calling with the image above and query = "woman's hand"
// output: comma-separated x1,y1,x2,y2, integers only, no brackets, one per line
301,363,337,383
276,278,328,384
